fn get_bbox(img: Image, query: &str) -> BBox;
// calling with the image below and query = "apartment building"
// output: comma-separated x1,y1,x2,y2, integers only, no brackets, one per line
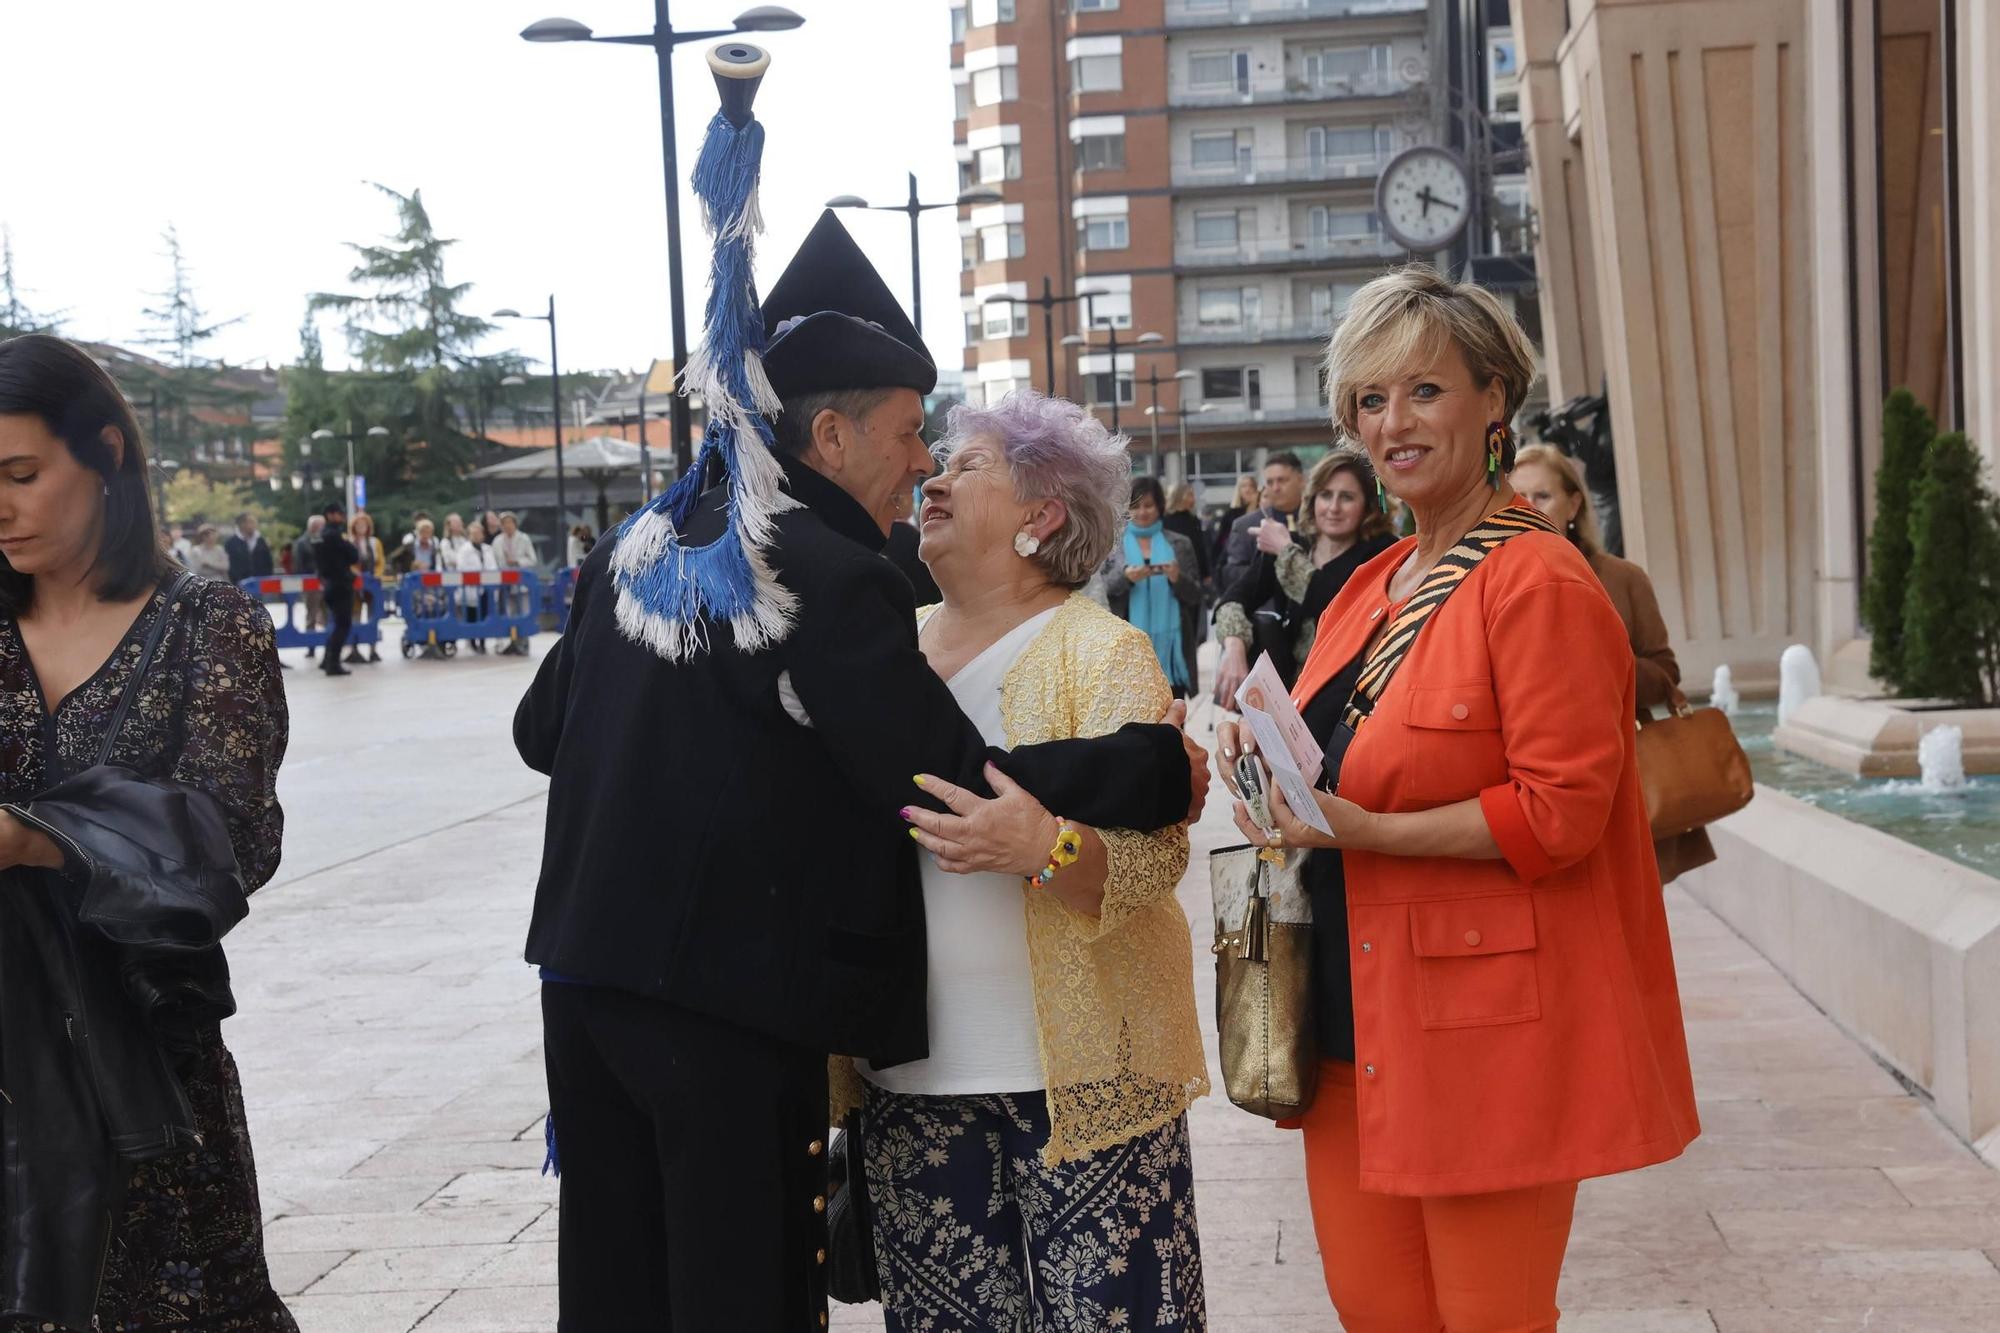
951,0,1440,500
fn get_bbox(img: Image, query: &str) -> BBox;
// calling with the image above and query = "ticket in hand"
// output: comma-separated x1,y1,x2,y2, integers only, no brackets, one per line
1234,654,1333,837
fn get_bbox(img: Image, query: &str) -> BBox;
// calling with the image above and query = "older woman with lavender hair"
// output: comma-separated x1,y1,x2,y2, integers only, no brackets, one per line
844,389,1209,1331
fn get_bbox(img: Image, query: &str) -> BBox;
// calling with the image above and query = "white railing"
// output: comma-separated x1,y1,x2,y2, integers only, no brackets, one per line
1172,70,1409,107
1177,317,1332,346
1165,0,1427,27
1174,234,1402,268
1170,152,1389,188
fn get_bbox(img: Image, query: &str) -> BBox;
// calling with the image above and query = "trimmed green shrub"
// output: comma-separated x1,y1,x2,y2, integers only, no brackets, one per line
1900,432,2000,705
1864,389,1935,687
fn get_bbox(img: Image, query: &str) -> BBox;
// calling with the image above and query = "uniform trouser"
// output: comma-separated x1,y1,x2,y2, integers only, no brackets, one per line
1299,1061,1578,1333
540,983,830,1332
321,596,353,667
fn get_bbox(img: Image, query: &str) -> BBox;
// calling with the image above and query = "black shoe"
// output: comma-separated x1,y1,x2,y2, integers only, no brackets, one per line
322,664,351,676
305,647,317,660
368,648,381,663
344,649,364,664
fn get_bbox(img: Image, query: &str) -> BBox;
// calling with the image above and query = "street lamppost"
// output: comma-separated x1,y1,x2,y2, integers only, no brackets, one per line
1144,400,1215,489
494,298,570,564
827,180,1001,336
980,276,1097,395
1060,327,1165,436
1139,367,1198,477
309,423,392,515
520,4,805,481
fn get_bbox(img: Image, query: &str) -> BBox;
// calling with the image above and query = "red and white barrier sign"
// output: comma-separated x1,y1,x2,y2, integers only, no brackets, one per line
403,570,526,588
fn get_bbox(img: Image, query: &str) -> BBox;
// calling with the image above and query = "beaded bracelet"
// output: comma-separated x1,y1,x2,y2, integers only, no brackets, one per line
1027,818,1084,887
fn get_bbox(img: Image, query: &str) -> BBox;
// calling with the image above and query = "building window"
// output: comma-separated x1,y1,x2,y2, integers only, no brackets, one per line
1189,129,1248,172
1083,290,1132,329
1201,367,1262,409
1078,214,1129,250
962,235,981,271
980,222,1026,261
954,81,971,118
1073,0,1119,10
958,157,976,191
1303,281,1362,325
1077,132,1125,171
1072,53,1122,93
977,144,1022,182
969,0,1015,24
966,310,983,344
1305,206,1375,246
1189,51,1250,94
971,64,1019,106
1303,123,1392,172
1299,44,1391,91
1193,210,1240,248
1087,371,1137,406
982,302,1028,338
950,5,967,42
1197,287,1260,326
982,377,1028,406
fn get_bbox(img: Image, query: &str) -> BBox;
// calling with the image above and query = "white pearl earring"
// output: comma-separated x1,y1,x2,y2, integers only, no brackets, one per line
1013,531,1040,558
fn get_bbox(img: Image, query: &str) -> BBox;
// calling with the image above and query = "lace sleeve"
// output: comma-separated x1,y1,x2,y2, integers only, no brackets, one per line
1065,623,1190,940
1273,542,1314,604
1214,600,1254,645
170,585,289,892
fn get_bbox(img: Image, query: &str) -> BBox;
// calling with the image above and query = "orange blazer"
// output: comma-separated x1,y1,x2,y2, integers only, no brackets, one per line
1291,517,1699,1196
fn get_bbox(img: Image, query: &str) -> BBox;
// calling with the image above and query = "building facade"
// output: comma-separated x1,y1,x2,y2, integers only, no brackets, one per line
1516,0,2000,688
950,0,1451,503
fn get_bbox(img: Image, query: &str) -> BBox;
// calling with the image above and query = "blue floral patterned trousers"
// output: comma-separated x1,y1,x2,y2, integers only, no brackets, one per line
859,1084,1206,1332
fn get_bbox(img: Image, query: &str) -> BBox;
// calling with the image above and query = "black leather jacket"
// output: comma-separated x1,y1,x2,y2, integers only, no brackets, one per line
1,765,244,1329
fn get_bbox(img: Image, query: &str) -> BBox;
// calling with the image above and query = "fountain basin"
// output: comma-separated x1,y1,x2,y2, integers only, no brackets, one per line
1773,695,2000,778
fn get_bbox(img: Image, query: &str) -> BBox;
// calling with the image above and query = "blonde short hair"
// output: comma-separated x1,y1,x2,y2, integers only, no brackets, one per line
1510,443,1603,556
1322,265,1538,454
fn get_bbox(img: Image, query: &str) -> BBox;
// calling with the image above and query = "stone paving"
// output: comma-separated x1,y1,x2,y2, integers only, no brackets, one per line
225,631,2000,1331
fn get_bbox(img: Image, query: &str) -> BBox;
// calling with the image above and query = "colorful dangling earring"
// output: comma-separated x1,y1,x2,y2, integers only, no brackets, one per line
1485,422,1507,490
1375,477,1386,508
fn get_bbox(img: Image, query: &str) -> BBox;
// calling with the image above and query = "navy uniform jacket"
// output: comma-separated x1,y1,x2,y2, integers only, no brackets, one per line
515,455,1190,1066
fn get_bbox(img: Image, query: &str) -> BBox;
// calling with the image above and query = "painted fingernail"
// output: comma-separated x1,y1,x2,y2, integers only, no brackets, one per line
898,807,912,821
908,827,922,840
912,775,927,787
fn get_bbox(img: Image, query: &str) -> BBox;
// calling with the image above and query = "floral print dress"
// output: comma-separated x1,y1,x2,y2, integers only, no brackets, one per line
0,577,295,1332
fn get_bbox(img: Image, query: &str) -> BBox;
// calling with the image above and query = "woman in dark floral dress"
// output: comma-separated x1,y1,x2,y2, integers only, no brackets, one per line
0,334,295,1331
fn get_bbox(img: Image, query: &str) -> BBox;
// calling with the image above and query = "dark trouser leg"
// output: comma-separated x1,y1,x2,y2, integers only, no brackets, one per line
542,984,829,1333
859,1086,1031,1333
322,598,353,668
1015,1111,1208,1333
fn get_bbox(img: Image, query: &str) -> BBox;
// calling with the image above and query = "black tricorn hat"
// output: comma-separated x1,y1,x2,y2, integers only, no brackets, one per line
760,211,935,400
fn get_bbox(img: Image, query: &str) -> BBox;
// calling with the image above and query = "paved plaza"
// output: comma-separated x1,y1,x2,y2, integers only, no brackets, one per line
235,630,2000,1331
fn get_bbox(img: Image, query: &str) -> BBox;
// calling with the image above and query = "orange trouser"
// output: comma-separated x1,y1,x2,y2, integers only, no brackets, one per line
1300,1061,1578,1333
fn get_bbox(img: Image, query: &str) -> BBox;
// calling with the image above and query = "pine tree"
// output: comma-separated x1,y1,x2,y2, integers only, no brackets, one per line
1864,389,1935,688
310,185,496,496
0,227,65,337
136,225,249,468
1900,432,2000,705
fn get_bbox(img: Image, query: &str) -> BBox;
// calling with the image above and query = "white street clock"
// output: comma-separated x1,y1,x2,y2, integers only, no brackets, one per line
1375,146,1473,253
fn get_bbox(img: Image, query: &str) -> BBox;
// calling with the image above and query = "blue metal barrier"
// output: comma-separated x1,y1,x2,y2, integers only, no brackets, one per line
240,575,383,651
396,569,542,659
548,565,577,632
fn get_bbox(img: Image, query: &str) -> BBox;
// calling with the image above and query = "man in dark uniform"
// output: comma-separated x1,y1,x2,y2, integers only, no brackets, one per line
314,502,357,677
224,510,273,582
515,213,1204,1330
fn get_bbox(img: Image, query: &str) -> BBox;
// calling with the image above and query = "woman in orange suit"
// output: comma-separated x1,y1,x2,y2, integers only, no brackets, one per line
1216,266,1698,1332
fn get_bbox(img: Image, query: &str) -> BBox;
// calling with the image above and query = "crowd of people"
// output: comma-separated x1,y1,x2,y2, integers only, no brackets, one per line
0,216,1712,1330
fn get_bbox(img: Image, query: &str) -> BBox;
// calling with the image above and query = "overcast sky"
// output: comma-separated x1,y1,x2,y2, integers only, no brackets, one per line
1,0,965,377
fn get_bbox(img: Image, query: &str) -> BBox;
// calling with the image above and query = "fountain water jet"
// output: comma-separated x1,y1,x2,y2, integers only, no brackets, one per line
1710,664,1740,717
1918,725,1968,793
1777,644,1821,728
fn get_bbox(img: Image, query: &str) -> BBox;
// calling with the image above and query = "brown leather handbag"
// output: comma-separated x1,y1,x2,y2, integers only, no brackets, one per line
1635,688,1754,837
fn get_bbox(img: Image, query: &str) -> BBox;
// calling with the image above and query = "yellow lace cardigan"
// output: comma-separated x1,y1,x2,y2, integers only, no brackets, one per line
832,592,1209,1163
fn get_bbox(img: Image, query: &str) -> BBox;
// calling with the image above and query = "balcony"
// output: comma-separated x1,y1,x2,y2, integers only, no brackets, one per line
1177,316,1332,346
1171,70,1410,109
1187,395,1332,427
1174,232,1403,269
1170,152,1389,189
1165,0,1427,28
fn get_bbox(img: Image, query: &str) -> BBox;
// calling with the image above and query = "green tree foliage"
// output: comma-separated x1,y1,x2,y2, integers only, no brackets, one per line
0,227,65,337
1900,432,2000,705
310,185,497,502
1863,389,1935,687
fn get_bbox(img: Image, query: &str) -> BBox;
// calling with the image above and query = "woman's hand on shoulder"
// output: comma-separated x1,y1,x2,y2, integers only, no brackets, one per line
903,764,1054,877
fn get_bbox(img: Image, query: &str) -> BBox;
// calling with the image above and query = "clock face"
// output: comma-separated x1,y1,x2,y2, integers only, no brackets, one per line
1375,146,1472,253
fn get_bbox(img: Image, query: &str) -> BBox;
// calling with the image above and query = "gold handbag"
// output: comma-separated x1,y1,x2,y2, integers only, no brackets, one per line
1210,843,1318,1120
1636,688,1755,838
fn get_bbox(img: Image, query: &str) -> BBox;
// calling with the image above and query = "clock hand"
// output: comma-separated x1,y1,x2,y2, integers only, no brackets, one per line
1416,186,1461,215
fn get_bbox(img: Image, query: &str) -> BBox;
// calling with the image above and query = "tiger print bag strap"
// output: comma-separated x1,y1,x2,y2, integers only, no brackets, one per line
1337,505,1559,737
